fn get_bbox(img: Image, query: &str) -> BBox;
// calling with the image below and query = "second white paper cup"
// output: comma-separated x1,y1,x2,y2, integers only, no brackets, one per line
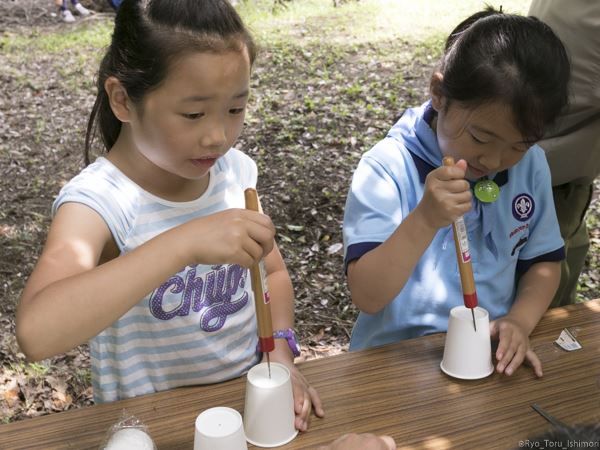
105,428,156,450
194,407,248,450
440,306,494,380
244,362,298,447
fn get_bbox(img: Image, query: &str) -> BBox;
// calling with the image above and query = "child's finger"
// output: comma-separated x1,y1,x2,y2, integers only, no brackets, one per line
493,326,509,362
246,220,275,254
445,180,472,196
438,158,467,180
455,159,468,171
495,327,518,373
524,349,543,378
291,380,305,414
496,346,516,374
309,384,325,418
241,240,265,264
301,395,311,423
436,168,469,186
289,369,322,430
503,343,527,376
381,436,398,450
294,395,311,431
291,385,307,431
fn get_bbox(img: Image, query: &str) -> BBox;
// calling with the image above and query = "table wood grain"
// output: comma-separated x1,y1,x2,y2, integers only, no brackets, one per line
2,300,599,449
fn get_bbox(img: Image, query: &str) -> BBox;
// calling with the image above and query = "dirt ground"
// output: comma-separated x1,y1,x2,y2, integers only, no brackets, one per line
1,0,599,423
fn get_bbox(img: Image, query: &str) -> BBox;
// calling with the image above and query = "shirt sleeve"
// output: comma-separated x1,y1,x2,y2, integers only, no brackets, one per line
516,147,565,271
51,162,136,251
228,148,257,190
343,148,408,269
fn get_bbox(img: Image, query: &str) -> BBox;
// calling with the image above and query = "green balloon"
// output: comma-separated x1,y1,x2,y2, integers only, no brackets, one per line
474,179,500,203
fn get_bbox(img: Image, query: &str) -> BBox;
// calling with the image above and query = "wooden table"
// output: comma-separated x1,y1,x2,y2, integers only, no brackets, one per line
2,300,599,449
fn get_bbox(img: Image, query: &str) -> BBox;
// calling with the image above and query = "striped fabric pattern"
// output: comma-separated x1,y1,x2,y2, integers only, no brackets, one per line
52,150,261,402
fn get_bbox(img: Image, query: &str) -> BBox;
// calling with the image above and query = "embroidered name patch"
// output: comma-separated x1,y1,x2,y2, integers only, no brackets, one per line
512,193,534,221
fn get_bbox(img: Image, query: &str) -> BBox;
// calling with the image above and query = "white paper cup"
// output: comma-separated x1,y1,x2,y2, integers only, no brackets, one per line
194,407,248,450
440,306,494,380
104,428,156,450
243,362,298,447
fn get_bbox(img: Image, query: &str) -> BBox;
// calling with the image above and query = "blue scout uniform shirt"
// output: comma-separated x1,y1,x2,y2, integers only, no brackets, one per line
343,102,565,351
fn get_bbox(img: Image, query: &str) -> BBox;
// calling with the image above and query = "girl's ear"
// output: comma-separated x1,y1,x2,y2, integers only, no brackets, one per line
430,72,444,112
105,76,132,123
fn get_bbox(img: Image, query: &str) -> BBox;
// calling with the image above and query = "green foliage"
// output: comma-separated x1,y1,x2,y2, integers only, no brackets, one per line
1,22,111,53
9,362,49,380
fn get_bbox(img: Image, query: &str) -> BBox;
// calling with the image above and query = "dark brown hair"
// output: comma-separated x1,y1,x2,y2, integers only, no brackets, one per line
437,6,570,143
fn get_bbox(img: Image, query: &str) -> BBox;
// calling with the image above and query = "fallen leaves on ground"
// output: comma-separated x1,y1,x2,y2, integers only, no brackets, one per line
2,1,600,424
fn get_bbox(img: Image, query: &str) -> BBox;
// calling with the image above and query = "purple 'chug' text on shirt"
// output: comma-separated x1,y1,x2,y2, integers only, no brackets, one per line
150,264,249,331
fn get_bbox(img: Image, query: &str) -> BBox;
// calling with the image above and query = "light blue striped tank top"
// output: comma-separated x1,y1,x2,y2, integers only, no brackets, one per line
52,150,261,402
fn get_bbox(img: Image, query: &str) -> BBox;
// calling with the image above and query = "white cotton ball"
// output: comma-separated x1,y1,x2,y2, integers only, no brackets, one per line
105,428,155,450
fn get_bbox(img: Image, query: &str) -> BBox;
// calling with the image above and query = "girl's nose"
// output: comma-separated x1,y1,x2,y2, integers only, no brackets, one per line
201,121,227,148
478,149,502,172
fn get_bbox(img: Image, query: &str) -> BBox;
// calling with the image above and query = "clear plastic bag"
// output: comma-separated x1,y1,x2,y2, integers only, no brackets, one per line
100,410,157,450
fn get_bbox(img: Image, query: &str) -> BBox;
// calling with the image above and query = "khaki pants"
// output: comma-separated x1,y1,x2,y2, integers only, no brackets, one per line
550,182,593,307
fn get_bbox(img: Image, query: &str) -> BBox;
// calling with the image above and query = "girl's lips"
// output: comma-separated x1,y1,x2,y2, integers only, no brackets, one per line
468,165,487,179
190,157,218,169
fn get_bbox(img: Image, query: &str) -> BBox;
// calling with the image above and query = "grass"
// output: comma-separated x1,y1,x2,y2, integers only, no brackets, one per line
0,21,112,53
0,1,530,53
8,362,49,380
239,0,530,46
0,0,531,95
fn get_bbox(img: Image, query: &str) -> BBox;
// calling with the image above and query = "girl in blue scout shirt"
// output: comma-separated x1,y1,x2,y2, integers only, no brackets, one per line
16,0,323,430
343,7,570,377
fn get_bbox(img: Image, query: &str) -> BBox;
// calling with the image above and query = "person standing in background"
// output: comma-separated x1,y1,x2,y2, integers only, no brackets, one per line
54,0,92,22
528,0,600,307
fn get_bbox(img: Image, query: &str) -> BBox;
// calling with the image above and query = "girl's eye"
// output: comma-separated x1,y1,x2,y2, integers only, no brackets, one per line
513,144,530,153
470,133,486,144
229,108,245,115
182,112,204,120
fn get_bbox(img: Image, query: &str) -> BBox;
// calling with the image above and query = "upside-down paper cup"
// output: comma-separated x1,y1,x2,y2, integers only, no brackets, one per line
243,362,298,447
440,306,494,380
194,407,248,450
